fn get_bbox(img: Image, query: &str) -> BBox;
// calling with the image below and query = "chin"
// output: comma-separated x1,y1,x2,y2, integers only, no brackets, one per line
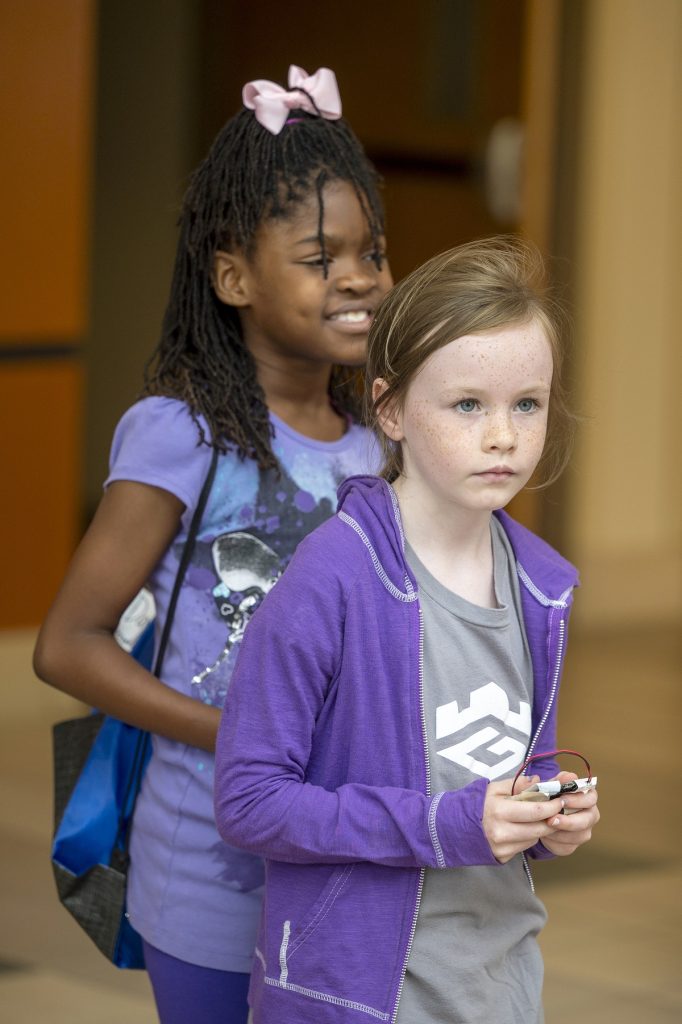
332,347,368,369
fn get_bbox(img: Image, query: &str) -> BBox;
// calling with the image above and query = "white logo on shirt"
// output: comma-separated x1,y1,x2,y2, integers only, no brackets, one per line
436,681,531,780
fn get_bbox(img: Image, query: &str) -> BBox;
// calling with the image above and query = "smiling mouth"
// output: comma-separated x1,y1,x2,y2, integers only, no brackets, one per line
327,309,373,324
325,309,374,335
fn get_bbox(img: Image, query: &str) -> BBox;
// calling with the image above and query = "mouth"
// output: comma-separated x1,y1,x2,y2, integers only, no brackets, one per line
474,467,516,482
325,306,374,333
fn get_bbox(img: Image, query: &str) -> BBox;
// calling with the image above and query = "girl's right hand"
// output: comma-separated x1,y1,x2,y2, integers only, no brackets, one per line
482,776,559,863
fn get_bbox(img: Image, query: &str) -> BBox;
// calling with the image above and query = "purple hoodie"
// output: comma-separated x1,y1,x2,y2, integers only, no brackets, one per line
215,475,578,1023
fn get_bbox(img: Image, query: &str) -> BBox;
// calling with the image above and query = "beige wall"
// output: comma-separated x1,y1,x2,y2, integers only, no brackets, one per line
567,0,682,628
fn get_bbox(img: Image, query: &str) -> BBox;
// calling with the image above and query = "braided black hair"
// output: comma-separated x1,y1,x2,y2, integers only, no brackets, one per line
142,105,385,471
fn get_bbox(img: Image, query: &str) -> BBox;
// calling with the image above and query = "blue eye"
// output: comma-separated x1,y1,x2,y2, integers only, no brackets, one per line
516,398,538,413
455,399,478,413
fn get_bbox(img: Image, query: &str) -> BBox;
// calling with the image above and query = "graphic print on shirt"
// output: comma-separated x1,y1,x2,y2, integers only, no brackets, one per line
191,532,281,701
436,681,531,780
208,835,266,893
185,452,351,707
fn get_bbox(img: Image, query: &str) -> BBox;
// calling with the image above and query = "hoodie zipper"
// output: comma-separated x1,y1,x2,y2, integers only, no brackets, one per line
521,610,568,892
342,491,575,1008
526,612,567,764
391,604,428,1023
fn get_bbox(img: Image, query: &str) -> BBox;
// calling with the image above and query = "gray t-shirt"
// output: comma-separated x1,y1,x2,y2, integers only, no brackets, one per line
396,518,547,1024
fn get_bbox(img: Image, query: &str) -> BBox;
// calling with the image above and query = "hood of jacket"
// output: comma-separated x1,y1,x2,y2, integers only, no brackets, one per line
336,474,579,607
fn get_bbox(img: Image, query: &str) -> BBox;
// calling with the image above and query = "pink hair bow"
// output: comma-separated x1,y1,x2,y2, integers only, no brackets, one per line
242,65,342,135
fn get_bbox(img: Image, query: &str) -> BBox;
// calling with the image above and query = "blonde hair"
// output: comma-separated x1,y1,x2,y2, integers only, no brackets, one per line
365,235,574,486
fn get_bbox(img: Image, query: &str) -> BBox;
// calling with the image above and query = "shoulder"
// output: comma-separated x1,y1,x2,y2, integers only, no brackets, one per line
344,420,381,448
112,396,206,446
290,512,368,582
106,397,213,510
264,512,370,614
344,423,383,475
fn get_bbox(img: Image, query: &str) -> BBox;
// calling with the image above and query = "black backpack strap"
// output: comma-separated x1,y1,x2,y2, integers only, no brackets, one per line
152,446,219,678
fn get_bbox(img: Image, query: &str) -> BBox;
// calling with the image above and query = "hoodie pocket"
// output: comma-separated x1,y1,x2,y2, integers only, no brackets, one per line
285,863,355,961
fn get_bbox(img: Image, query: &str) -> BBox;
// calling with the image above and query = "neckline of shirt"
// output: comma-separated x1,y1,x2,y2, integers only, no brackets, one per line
270,410,360,452
405,521,512,628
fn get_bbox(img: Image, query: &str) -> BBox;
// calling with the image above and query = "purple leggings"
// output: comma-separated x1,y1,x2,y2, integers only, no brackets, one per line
143,940,249,1024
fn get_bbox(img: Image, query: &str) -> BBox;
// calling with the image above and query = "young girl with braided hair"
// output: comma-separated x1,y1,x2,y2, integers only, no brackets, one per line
34,65,392,1023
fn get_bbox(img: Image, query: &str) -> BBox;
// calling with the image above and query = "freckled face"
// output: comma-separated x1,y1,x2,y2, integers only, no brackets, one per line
387,320,553,517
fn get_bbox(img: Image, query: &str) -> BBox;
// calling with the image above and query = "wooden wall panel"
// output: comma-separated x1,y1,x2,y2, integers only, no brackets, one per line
0,0,95,340
0,0,94,626
0,362,84,626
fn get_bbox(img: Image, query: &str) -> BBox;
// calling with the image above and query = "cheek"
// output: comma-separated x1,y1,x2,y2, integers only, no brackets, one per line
408,408,475,462
405,403,447,448
520,415,549,454
379,267,394,294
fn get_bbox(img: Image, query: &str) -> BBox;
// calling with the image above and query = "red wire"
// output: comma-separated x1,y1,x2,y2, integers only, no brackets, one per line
511,748,592,795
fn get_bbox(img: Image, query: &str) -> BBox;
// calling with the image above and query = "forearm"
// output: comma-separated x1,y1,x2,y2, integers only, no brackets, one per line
34,626,220,751
215,722,496,870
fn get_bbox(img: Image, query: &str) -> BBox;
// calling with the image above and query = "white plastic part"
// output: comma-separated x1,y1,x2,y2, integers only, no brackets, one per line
511,776,597,802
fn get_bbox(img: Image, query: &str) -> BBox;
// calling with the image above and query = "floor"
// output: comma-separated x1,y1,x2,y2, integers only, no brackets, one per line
1,625,680,1022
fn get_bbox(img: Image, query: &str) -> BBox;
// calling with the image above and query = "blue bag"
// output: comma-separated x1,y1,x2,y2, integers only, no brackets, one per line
50,450,217,968
51,624,154,967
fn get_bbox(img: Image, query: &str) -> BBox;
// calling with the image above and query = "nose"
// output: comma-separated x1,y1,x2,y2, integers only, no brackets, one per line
334,259,379,295
482,410,517,453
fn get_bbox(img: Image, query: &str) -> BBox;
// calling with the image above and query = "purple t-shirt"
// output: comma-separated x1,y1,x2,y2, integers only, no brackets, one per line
105,396,380,971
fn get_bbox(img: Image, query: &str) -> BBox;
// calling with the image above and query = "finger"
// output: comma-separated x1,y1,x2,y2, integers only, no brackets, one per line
542,837,580,857
503,797,566,823
551,770,579,784
487,818,559,852
514,774,541,791
562,789,598,813
493,775,540,798
544,826,593,852
547,806,599,830
548,826,592,844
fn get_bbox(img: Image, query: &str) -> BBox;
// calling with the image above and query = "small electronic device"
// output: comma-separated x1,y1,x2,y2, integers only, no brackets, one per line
511,776,597,802
509,749,596,815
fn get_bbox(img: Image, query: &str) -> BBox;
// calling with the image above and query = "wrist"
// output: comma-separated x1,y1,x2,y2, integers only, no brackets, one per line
436,780,497,868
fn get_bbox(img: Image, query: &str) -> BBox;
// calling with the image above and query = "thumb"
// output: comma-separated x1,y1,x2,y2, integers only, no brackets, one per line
509,774,540,795
552,770,579,784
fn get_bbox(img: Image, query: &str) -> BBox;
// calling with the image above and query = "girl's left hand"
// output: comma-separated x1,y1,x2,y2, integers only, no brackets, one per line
540,771,600,857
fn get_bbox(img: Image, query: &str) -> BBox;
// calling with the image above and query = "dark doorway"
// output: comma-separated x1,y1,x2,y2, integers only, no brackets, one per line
198,0,526,279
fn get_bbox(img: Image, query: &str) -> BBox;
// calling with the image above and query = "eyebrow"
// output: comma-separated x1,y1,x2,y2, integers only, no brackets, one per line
293,231,383,248
441,382,552,395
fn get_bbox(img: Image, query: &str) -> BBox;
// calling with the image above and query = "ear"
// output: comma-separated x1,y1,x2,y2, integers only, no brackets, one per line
372,378,404,441
213,250,252,308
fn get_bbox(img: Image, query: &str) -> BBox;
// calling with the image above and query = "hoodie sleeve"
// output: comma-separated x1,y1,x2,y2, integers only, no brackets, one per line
214,534,497,870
